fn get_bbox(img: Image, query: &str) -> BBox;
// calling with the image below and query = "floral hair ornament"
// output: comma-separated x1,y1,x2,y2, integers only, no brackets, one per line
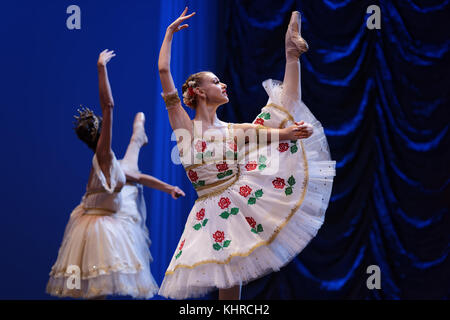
187,80,196,97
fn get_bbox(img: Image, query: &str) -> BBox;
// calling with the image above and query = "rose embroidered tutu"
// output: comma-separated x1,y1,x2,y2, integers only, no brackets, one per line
46,154,159,299
158,79,336,299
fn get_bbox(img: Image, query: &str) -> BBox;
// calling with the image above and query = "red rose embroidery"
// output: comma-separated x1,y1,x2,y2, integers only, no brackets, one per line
272,177,286,189
216,163,229,172
179,239,185,251
246,217,256,229
196,208,205,220
213,230,225,243
239,185,252,198
195,140,207,153
278,143,289,152
254,118,264,125
188,170,198,182
245,161,257,171
218,197,231,209
228,142,238,152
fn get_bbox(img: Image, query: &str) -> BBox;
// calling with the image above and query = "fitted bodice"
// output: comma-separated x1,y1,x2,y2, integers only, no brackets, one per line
180,121,241,199
82,153,126,215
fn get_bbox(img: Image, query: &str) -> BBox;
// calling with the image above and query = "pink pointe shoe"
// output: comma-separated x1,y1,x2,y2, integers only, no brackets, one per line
132,112,148,147
285,11,309,60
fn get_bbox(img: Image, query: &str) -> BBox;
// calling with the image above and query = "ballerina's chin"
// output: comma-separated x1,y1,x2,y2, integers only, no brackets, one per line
157,8,336,300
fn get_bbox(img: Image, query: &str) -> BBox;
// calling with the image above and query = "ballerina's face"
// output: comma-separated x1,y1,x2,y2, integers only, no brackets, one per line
198,72,229,106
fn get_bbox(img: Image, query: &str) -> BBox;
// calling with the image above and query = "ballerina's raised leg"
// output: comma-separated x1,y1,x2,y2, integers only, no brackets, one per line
120,112,148,173
282,11,308,113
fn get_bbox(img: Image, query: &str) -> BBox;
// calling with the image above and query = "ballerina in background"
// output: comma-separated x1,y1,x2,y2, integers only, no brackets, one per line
157,8,335,300
46,50,185,299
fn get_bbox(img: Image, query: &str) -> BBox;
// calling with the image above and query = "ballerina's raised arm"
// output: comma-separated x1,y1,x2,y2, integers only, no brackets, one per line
158,7,196,135
96,49,116,186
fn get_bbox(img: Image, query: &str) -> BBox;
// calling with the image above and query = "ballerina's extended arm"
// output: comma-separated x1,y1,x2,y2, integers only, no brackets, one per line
96,49,116,186
125,171,186,199
158,7,196,134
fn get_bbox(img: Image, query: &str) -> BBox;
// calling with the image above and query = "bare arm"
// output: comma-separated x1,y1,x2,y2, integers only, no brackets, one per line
95,49,116,185
125,171,186,199
232,122,312,143
158,7,196,133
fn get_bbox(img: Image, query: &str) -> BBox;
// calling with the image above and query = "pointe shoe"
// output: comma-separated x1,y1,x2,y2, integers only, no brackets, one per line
132,112,148,147
285,11,309,60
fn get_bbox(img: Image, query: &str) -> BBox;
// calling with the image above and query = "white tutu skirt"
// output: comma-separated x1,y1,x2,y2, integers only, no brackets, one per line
158,79,336,299
46,185,159,299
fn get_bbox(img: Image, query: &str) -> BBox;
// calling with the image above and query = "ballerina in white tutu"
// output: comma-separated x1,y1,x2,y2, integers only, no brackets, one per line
157,8,335,300
46,50,185,299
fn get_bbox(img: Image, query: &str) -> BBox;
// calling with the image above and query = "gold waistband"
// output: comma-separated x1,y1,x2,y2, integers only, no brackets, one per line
85,181,136,196
83,207,116,216
195,166,241,202
194,173,237,192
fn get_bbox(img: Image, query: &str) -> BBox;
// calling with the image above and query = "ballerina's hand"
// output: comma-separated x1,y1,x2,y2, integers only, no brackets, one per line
167,7,196,34
294,121,313,139
171,186,186,199
97,49,116,67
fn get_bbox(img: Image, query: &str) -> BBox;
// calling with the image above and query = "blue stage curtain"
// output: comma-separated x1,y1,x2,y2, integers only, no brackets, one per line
0,0,447,300
219,0,449,299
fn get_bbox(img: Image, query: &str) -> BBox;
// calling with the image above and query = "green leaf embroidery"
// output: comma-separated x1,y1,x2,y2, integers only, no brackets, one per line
290,145,298,154
258,164,266,171
213,243,222,251
255,189,263,198
248,197,256,205
251,228,258,234
204,151,213,157
259,155,267,163
198,180,205,186
193,223,202,230
290,140,297,144
263,113,271,120
175,251,182,259
202,219,208,227
257,113,265,119
220,211,230,219
257,224,264,233
288,176,296,186
217,170,233,179
196,153,203,160
285,187,293,196
230,207,239,215
223,240,231,248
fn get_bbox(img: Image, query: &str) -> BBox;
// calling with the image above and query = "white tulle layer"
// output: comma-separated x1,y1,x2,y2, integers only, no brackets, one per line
46,185,159,299
158,79,336,299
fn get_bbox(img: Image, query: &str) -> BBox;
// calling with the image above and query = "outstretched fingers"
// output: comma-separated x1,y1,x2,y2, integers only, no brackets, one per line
98,49,116,66
169,7,196,33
